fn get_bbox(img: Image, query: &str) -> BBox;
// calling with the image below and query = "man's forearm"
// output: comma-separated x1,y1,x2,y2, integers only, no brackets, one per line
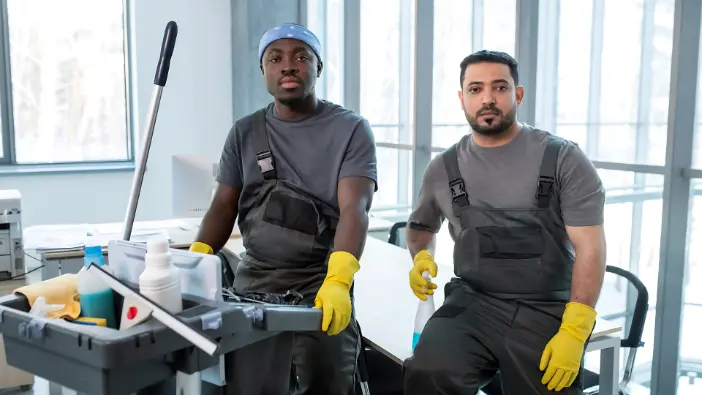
569,249,606,308
407,227,436,259
194,205,237,253
333,206,369,259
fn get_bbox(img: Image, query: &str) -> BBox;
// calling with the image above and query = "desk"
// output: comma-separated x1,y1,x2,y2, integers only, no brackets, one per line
26,216,397,281
351,237,622,395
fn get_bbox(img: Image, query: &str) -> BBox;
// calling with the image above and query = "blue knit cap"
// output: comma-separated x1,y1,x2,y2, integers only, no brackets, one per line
258,23,322,64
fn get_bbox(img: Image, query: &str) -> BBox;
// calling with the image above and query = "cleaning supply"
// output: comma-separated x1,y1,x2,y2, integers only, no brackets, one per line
412,271,435,351
139,236,182,314
78,243,117,328
14,274,81,319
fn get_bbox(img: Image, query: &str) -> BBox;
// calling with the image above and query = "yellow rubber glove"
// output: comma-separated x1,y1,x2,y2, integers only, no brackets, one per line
189,241,214,255
408,250,438,301
314,251,360,336
540,302,597,391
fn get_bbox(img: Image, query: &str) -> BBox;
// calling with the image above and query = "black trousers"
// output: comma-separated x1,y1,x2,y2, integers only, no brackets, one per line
403,284,587,395
224,295,361,395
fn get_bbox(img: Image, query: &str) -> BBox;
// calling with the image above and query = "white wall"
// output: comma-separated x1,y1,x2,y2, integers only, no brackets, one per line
2,0,233,227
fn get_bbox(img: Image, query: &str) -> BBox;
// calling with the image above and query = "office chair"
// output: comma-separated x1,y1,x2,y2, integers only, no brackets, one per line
583,265,649,395
388,221,408,248
481,265,649,395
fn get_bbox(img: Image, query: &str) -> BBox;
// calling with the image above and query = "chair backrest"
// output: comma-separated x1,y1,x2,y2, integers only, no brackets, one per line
388,221,408,248
603,265,649,349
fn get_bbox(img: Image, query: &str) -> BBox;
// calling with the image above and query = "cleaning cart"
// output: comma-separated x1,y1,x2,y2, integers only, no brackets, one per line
0,21,323,394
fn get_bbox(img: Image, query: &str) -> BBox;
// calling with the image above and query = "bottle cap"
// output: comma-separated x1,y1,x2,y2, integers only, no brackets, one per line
147,236,169,254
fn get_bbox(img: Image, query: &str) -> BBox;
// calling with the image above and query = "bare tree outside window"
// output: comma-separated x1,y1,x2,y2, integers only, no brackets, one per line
4,0,130,165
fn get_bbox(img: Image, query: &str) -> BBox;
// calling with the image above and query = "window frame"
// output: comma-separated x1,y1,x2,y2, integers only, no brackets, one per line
0,0,136,173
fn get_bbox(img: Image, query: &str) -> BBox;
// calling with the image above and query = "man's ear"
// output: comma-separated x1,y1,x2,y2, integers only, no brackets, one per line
515,85,525,106
317,60,324,77
260,64,264,75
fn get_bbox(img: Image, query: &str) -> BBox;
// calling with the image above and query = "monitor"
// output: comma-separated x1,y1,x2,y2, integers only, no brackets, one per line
172,155,218,219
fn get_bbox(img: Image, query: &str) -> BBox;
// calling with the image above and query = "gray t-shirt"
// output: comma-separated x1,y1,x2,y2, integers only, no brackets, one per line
409,125,605,241
216,100,378,210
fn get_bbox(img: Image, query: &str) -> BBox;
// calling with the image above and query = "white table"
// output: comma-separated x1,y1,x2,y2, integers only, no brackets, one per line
352,237,622,395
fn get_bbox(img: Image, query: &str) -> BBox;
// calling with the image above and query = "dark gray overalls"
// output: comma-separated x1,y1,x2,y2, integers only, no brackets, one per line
224,109,360,395
403,135,591,395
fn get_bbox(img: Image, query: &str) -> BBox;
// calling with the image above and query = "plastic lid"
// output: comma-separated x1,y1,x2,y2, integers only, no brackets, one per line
147,236,169,254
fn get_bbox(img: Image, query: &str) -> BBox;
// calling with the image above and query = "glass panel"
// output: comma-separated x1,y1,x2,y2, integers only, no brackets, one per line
555,0,593,125
599,0,644,125
552,0,672,166
680,180,702,394
307,0,344,105
481,0,517,55
375,146,413,209
7,0,130,164
432,0,473,131
360,0,401,126
431,125,470,150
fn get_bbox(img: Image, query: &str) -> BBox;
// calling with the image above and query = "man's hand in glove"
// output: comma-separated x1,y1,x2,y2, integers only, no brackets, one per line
314,251,360,336
189,242,214,255
540,302,597,391
409,250,438,301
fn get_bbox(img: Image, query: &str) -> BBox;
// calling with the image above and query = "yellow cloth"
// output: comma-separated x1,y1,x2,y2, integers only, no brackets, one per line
408,250,438,301
14,274,81,320
540,302,597,391
314,251,359,336
189,241,214,255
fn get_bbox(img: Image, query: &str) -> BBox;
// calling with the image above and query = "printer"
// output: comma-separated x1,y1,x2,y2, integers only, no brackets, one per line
0,190,24,279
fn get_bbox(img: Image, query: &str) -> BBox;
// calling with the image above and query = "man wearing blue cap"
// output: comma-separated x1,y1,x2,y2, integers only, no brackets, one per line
191,23,377,395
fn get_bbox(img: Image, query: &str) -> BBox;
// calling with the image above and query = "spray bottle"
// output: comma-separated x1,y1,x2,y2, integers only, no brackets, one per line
412,271,436,350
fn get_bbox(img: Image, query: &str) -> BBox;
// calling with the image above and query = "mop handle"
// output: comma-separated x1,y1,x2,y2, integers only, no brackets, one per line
122,21,178,242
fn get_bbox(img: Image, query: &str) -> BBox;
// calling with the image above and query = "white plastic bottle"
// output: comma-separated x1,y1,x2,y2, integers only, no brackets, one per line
412,271,435,351
139,236,182,314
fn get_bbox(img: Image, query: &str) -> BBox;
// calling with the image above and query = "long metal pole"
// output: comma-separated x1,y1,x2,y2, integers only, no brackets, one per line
122,21,178,241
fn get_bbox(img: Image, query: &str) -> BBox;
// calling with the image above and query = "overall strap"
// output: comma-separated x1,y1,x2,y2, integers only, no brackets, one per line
536,135,565,209
442,144,469,218
252,108,276,180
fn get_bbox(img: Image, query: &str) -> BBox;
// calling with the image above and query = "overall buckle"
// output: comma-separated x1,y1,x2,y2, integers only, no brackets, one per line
536,176,554,198
256,150,275,174
449,179,466,200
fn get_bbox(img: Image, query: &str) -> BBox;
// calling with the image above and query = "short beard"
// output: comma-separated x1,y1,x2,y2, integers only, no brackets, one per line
466,107,517,136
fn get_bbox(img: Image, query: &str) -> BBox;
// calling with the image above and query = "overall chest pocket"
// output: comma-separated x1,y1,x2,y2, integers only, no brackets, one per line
476,226,544,259
263,190,319,235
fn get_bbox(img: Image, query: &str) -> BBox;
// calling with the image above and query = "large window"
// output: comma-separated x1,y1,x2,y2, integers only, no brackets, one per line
360,0,415,210
0,0,132,166
543,0,674,166
306,0,344,106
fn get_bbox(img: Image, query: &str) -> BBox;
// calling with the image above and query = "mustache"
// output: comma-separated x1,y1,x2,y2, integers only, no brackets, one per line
477,106,502,116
